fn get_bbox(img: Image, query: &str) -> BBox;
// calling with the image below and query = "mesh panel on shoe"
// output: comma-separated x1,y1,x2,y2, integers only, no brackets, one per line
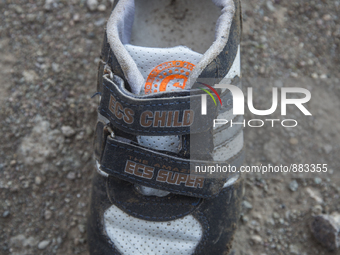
104,205,203,255
136,135,181,153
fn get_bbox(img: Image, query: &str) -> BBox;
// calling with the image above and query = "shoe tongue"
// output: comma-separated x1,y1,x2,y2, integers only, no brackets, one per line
124,44,203,95
125,46,201,196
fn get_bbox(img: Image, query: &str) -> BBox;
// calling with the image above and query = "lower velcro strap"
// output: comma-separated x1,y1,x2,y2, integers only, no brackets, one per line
100,137,244,198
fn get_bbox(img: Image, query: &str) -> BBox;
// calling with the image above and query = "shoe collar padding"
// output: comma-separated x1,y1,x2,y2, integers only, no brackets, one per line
106,0,236,94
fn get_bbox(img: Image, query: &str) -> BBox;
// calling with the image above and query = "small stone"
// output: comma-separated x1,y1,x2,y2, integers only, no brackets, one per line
74,238,80,246
312,205,323,215
10,234,26,246
52,63,60,73
311,73,319,79
260,35,267,43
250,235,263,244
82,152,90,162
323,14,332,21
332,213,340,225
87,32,95,39
23,237,37,247
2,211,10,218
290,72,298,78
298,61,306,67
97,4,106,11
259,66,266,74
317,19,323,26
266,217,275,225
289,244,300,255
67,172,76,180
86,126,93,136
78,224,86,233
44,0,56,11
307,59,314,65
314,177,322,185
44,210,52,220
310,215,340,250
73,13,80,22
94,18,106,27
27,13,36,22
23,70,38,83
38,240,50,250
242,200,253,211
61,126,76,137
266,1,276,11
306,187,323,204
241,215,249,223
57,237,63,244
320,74,328,79
289,138,298,145
13,5,24,13
253,212,262,221
10,160,16,166
87,0,98,11
35,176,42,185
289,180,299,192
273,212,280,219
75,132,84,140
323,144,333,154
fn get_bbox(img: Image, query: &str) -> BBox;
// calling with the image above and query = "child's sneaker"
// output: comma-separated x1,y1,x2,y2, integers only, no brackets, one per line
88,0,244,254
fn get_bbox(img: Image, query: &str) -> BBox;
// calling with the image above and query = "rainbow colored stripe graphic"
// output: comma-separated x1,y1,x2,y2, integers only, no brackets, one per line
197,82,222,106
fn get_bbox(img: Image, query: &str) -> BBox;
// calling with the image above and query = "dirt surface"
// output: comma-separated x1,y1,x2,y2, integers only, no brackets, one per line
0,0,339,255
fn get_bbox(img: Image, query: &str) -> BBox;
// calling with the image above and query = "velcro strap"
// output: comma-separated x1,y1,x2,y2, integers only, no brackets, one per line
98,75,218,136
99,136,244,198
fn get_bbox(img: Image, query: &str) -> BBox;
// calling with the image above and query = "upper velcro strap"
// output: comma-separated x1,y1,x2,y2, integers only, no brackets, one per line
99,136,244,198
98,75,218,136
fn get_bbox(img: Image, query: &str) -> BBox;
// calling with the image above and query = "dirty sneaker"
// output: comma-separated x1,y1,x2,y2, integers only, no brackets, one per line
88,0,244,254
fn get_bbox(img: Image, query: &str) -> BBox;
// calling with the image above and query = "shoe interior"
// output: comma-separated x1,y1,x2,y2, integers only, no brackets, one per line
130,0,221,54
106,0,236,94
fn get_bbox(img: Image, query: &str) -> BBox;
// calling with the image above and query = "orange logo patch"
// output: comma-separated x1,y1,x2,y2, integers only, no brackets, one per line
145,60,195,94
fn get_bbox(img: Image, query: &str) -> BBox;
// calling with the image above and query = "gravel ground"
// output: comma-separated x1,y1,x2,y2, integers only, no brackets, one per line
0,0,339,255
